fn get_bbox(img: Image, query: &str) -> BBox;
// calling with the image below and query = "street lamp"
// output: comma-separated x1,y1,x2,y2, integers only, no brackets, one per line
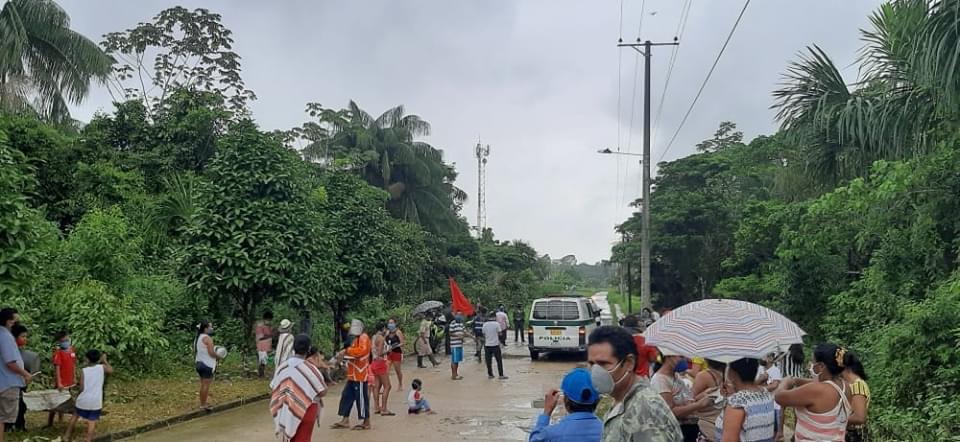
598,148,643,158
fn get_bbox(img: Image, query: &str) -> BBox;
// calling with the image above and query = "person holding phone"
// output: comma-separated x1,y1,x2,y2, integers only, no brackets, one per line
529,368,603,442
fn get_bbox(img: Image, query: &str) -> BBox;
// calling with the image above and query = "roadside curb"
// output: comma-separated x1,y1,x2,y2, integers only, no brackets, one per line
93,392,271,441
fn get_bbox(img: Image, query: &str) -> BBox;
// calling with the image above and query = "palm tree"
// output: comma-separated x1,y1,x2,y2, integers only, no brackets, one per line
145,173,197,246
772,0,950,183
301,101,468,234
0,0,113,124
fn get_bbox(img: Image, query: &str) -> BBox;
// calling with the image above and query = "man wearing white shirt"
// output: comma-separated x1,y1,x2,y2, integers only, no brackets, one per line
495,307,509,346
481,313,508,380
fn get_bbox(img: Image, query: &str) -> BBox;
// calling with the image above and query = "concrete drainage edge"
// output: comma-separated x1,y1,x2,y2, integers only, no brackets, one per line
92,392,271,441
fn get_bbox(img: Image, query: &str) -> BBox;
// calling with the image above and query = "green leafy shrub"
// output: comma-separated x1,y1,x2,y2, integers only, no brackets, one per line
50,279,168,369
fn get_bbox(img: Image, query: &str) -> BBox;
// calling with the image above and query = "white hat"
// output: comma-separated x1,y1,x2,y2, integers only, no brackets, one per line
279,319,293,332
349,319,364,336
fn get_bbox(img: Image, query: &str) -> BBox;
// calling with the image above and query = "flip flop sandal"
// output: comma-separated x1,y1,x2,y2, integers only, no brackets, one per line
381,411,396,416
330,422,350,429
351,424,370,430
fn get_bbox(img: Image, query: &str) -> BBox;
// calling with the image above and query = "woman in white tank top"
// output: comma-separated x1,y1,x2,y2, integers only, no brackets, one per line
194,321,223,411
775,344,852,441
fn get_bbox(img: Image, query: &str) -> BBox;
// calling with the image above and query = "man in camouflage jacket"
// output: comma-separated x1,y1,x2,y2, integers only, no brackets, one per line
588,326,682,442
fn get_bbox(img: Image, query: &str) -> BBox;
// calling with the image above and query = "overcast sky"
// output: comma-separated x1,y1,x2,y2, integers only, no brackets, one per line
61,0,881,263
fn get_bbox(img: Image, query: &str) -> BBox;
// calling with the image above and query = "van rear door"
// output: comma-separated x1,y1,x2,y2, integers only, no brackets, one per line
530,299,585,350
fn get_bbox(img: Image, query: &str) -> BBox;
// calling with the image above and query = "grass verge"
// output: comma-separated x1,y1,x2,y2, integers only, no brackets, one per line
10,355,269,442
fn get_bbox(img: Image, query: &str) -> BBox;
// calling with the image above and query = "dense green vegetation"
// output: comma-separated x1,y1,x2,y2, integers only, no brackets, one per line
613,1,960,437
0,5,547,373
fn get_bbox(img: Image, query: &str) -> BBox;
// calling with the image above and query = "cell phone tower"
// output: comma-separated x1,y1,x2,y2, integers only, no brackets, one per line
475,141,490,237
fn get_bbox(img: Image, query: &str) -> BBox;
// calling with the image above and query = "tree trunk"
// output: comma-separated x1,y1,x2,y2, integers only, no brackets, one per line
332,300,344,350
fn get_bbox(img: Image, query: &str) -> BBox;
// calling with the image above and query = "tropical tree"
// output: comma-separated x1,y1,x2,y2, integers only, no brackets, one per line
290,101,468,234
0,0,112,124
320,172,427,347
181,121,337,332
101,6,255,117
772,0,953,183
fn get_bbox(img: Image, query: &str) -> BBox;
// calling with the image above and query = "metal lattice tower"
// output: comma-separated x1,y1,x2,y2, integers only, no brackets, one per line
475,142,490,236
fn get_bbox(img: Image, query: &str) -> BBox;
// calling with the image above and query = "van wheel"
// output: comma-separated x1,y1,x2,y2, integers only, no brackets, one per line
529,350,539,361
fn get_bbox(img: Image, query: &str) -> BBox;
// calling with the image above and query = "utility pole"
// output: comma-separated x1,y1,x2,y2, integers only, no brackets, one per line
625,259,633,315
618,38,679,310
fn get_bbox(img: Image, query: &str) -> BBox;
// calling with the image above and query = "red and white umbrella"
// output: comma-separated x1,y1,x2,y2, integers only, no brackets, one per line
643,299,805,363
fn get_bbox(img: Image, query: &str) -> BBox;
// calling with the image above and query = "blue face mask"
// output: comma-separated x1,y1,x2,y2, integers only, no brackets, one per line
387,323,397,331
674,359,689,373
59,340,71,350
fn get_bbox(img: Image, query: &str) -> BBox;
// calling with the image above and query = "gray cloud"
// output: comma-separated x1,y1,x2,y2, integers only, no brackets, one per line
62,0,881,263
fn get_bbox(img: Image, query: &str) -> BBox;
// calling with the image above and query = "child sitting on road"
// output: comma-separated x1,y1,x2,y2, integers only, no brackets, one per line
406,379,435,414
64,350,113,442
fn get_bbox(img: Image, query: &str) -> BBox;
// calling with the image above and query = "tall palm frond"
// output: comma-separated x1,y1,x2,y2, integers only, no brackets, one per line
0,0,112,124
146,173,197,245
773,45,851,128
374,105,431,137
346,100,374,127
859,0,928,84
910,0,960,111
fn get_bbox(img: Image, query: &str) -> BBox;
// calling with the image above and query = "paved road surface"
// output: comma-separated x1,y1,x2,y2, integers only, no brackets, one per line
591,291,617,325
126,335,584,441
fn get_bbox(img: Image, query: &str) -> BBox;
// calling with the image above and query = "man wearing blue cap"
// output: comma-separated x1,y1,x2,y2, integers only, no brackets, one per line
529,368,603,442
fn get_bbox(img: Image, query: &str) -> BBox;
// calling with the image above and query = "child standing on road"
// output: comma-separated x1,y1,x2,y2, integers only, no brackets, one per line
48,331,77,428
406,379,435,415
64,350,113,442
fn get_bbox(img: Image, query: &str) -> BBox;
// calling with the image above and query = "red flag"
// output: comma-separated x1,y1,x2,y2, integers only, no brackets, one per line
449,278,475,316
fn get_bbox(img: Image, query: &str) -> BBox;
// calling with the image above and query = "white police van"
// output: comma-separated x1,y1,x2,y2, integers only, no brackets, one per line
527,295,602,360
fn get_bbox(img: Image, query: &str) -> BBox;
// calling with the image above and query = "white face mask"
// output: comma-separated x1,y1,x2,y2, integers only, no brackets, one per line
809,363,821,379
590,359,631,396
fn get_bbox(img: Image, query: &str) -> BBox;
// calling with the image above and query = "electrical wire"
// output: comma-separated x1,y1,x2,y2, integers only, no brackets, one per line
613,0,626,230
652,0,693,137
621,0,647,211
659,0,751,162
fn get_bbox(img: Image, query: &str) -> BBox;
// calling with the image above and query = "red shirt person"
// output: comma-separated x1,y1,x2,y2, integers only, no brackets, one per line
621,316,657,378
52,331,76,389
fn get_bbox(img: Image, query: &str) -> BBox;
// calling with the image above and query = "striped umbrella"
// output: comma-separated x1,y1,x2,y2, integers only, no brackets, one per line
643,299,805,363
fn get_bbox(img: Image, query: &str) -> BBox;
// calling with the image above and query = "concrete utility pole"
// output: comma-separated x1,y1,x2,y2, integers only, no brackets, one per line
618,39,678,310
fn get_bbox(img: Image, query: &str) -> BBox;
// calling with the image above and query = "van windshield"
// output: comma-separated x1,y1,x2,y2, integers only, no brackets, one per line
532,300,580,320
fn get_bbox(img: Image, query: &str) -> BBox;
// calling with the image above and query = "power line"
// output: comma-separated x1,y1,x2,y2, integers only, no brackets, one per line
652,0,693,136
659,0,751,162
621,0,647,210
613,0,623,231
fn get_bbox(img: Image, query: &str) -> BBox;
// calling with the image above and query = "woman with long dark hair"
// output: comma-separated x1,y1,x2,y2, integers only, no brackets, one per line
775,344,851,441
194,321,223,411
779,343,806,378
841,351,870,442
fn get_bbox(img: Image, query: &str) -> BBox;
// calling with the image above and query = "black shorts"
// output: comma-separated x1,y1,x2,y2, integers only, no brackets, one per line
196,362,214,379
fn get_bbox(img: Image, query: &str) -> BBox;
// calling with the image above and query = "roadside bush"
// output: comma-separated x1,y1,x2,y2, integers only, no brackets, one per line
866,274,960,438
50,279,168,369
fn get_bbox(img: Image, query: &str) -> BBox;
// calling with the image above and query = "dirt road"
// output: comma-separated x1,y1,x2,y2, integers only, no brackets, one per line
125,340,583,441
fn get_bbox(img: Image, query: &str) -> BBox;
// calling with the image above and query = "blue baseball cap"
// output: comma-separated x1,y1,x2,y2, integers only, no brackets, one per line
561,368,600,404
